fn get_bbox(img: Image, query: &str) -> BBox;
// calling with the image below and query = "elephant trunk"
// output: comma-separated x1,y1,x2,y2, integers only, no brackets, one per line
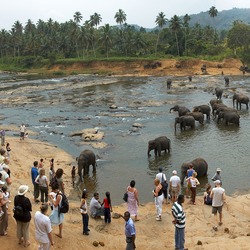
147,147,151,156
169,107,173,113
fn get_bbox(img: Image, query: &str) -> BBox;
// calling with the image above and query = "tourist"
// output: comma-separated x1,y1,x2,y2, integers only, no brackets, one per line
35,168,49,203
0,129,5,146
49,159,55,185
211,168,222,185
185,165,194,198
210,180,226,231
0,180,9,236
6,143,11,158
34,203,54,249
120,211,136,250
1,185,10,214
13,185,32,247
48,182,64,238
55,168,65,193
102,191,112,223
31,161,40,202
186,171,200,205
156,167,168,203
80,189,89,235
71,166,76,187
20,124,26,140
127,180,139,221
38,159,44,169
153,178,164,221
203,184,213,205
0,164,12,191
169,170,181,203
89,192,104,219
172,194,187,250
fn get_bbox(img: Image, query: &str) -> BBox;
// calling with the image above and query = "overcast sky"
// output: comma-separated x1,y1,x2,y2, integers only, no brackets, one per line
1,0,250,30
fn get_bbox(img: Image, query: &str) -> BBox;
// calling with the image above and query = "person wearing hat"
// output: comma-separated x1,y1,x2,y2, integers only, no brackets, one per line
80,189,90,235
0,164,12,192
210,180,226,231
13,185,32,247
169,170,181,203
0,180,9,236
211,168,222,185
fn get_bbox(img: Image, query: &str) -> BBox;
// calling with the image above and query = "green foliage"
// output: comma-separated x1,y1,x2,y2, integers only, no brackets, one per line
52,71,65,76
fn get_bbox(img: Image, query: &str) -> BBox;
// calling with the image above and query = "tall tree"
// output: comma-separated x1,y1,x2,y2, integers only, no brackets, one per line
169,15,181,56
183,14,191,56
209,6,218,43
73,11,83,25
99,24,112,58
155,12,167,55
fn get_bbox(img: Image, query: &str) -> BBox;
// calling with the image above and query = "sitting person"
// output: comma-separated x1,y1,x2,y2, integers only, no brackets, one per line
90,192,104,219
204,184,213,205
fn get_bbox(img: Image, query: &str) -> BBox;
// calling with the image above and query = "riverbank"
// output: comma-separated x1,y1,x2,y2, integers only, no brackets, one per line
1,136,250,249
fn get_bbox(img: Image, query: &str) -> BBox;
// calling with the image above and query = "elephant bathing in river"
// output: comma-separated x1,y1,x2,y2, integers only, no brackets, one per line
78,149,97,181
175,116,195,131
217,111,240,126
193,104,211,120
170,105,190,117
181,158,208,184
148,136,171,156
186,112,204,124
233,93,249,110
215,87,223,100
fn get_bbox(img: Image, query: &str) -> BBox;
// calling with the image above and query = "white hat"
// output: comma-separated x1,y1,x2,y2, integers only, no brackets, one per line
216,168,222,172
214,180,221,185
172,170,177,175
2,164,9,169
18,185,29,195
0,180,5,185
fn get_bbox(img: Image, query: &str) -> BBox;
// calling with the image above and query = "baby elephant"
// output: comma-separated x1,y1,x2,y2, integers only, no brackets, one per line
147,136,171,157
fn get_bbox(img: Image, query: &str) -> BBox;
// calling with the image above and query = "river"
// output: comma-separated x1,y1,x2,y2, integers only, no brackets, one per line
0,72,250,204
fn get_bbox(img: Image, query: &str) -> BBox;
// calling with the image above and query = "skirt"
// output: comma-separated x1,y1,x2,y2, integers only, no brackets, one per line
49,209,64,226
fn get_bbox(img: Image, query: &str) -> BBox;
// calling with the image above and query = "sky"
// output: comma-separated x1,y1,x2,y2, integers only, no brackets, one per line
1,0,250,30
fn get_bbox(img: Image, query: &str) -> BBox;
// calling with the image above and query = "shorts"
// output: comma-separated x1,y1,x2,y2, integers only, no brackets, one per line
212,206,222,214
171,187,179,197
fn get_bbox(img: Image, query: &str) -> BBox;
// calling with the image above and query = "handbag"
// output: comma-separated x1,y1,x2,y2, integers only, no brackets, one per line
161,173,168,190
123,192,128,202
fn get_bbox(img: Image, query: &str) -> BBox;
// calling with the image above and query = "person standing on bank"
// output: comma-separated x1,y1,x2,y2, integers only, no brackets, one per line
31,161,40,202
153,178,164,221
172,194,187,250
156,167,168,203
34,203,54,250
187,171,200,205
20,124,26,140
120,211,136,250
127,180,139,222
13,185,32,247
80,189,89,235
35,168,49,203
210,180,226,231
0,129,5,146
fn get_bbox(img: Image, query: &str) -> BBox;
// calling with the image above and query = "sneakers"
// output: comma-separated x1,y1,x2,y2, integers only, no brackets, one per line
156,216,162,221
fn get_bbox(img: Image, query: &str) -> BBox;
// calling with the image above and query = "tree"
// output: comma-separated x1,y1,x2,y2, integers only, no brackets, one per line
209,6,218,20
73,11,83,25
99,24,112,58
155,12,167,55
169,15,181,56
183,14,191,56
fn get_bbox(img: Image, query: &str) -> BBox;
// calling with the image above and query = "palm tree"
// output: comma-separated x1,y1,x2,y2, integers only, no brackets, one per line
183,14,191,56
73,11,83,25
169,15,181,56
89,13,102,57
99,24,112,58
114,9,127,56
209,6,218,43
155,12,167,55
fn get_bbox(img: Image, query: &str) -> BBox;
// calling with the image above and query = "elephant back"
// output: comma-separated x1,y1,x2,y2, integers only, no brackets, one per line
78,149,96,162
191,158,208,175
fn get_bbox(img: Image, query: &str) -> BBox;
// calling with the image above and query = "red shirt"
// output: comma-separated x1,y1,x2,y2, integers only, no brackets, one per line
103,198,111,208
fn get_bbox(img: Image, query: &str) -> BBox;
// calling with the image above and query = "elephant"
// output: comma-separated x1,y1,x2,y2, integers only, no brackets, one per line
188,76,192,82
170,105,190,117
147,136,171,157
209,98,222,108
175,116,195,131
77,149,97,181
217,111,240,126
215,87,223,100
224,77,229,86
201,64,207,73
211,102,227,117
233,93,249,110
193,104,211,120
167,79,172,89
181,158,208,184
185,112,204,124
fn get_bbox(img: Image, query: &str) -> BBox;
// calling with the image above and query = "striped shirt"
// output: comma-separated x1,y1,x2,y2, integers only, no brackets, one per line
172,201,186,229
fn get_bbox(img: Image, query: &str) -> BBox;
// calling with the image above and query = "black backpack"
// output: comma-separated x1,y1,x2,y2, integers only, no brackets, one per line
13,205,24,216
49,176,58,187
57,192,69,214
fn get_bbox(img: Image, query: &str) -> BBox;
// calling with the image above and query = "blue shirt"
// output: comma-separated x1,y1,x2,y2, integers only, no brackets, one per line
187,169,194,178
125,218,136,237
31,167,39,184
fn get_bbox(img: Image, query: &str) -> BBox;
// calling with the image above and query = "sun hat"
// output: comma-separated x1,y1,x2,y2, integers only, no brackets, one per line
172,170,177,175
214,180,221,185
216,168,222,172
18,185,29,195
0,180,5,185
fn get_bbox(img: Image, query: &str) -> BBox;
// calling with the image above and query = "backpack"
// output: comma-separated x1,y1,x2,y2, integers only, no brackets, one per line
161,173,168,191
49,176,58,187
57,192,69,214
205,193,213,205
13,205,24,216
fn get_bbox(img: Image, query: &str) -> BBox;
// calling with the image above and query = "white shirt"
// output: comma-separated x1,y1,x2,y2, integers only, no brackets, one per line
170,175,180,188
20,125,26,133
34,211,52,243
156,173,166,182
211,187,225,207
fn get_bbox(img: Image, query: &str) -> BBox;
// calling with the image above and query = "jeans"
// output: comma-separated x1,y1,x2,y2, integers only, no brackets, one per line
81,213,89,234
33,183,40,200
175,227,185,250
104,208,111,223
39,186,48,203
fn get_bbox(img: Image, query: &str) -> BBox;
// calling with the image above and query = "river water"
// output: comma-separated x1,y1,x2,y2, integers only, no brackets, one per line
0,72,250,204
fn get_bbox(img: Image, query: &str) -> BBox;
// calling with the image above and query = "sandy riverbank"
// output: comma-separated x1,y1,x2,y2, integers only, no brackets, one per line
1,136,250,250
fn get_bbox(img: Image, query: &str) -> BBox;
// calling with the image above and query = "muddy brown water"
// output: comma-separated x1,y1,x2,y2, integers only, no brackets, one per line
1,73,250,204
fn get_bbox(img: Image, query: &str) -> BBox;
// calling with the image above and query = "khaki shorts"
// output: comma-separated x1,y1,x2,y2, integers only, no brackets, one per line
170,187,179,197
